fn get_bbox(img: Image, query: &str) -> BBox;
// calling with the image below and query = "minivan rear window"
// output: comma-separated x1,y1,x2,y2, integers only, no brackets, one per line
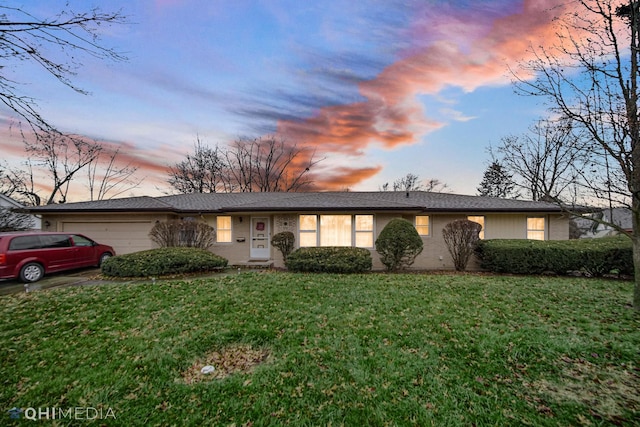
9,235,43,250
9,235,73,250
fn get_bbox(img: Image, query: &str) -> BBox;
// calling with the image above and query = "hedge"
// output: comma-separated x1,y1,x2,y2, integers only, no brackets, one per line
285,247,372,274
101,247,228,278
475,237,633,276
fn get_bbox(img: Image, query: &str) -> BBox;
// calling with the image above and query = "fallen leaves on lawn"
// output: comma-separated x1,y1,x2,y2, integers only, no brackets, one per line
528,356,640,424
180,344,270,384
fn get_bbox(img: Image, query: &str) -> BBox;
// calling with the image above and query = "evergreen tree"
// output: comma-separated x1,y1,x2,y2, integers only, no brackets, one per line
477,161,518,199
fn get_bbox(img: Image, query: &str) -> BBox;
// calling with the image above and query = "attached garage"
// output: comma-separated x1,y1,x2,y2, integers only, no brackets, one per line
60,220,155,255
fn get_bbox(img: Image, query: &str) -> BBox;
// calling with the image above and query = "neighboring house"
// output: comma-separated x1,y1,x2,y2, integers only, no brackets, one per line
27,191,569,270
0,193,41,229
574,207,633,238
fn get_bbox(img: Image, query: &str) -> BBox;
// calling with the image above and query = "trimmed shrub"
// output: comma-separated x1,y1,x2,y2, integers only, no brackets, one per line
271,231,295,261
101,247,228,278
285,247,372,273
475,237,633,276
375,218,424,271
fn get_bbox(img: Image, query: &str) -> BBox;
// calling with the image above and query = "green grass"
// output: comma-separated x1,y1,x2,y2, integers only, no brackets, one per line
1,272,639,426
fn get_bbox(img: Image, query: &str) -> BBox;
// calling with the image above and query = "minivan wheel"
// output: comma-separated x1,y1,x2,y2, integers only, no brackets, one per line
20,263,44,283
98,252,112,266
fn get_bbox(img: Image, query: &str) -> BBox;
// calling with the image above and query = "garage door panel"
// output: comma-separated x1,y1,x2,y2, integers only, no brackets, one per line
61,222,153,254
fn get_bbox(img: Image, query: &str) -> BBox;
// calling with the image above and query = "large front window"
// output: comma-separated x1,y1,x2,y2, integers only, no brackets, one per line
320,215,352,246
298,214,374,248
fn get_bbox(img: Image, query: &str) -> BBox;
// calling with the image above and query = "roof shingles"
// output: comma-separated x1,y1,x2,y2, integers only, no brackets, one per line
27,191,562,214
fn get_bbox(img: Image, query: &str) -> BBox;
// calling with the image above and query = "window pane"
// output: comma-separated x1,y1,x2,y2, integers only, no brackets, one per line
72,235,93,247
355,215,373,231
355,233,373,248
415,216,429,236
320,215,352,246
217,216,231,229
10,236,43,250
527,217,545,240
42,235,71,248
217,216,232,243
300,215,317,231
217,230,232,243
527,217,544,230
416,216,429,226
299,232,317,247
527,231,545,241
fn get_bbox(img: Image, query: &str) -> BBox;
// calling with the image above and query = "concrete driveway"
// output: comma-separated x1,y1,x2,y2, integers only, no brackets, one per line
0,267,250,296
0,268,105,296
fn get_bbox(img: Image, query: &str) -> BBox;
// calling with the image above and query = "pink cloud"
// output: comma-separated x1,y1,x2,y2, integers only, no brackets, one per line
3,1,583,197
274,0,575,189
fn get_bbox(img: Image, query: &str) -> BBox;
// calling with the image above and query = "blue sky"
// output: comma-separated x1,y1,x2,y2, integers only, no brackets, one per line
0,0,566,200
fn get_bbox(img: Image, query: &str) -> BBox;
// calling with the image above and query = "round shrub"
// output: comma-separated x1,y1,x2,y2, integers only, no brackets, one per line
375,218,424,271
285,246,372,273
101,247,228,278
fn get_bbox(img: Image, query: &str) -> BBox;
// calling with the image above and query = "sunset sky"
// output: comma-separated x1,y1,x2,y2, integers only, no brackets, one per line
0,0,573,201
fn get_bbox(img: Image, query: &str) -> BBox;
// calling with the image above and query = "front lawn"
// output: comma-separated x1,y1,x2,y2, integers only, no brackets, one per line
1,273,638,426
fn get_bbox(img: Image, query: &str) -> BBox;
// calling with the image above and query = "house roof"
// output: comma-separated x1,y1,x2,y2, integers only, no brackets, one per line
0,193,24,208
25,191,564,214
574,207,633,232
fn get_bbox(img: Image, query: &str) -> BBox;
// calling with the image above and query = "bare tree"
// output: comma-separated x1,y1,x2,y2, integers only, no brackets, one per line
0,161,29,202
149,219,216,249
380,173,449,192
226,136,321,192
0,165,35,229
23,132,102,204
0,5,127,131
168,136,321,194
423,178,450,193
491,118,588,202
442,219,482,271
86,147,142,201
167,138,232,194
392,173,423,191
0,207,34,231
513,0,640,309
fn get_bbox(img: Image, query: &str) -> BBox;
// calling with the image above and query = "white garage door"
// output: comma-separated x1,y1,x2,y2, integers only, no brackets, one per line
61,221,154,255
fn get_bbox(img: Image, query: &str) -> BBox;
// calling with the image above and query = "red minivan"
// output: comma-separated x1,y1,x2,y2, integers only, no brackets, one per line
0,231,115,283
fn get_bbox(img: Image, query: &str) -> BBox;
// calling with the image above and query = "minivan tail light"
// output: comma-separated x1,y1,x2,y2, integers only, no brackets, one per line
0,254,5,265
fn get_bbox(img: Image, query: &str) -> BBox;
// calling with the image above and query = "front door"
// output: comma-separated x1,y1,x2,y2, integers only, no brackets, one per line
250,217,270,259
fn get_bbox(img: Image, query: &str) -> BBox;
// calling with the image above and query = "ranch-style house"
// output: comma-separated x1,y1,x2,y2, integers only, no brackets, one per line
27,191,568,270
